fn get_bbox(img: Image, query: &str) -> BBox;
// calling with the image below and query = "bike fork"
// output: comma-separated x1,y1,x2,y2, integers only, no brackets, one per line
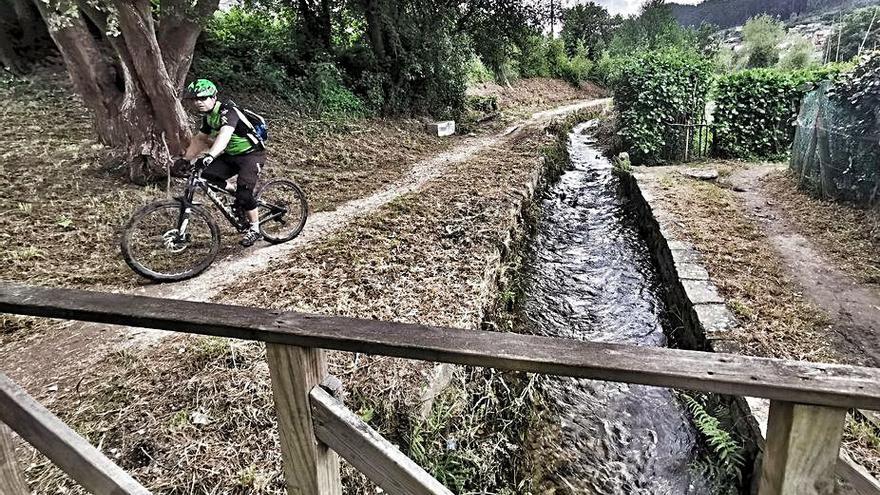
176,203,192,237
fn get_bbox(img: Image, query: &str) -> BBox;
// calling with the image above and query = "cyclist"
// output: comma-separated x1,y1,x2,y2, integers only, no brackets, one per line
181,79,265,247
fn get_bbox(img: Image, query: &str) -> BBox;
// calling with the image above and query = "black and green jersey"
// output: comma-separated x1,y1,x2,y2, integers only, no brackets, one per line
200,101,257,156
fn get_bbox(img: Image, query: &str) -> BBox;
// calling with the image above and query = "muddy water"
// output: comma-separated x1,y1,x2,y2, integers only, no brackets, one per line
520,122,708,493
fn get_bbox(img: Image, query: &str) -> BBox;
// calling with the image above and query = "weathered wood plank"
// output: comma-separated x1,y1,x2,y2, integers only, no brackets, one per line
310,386,453,495
838,451,880,495
0,423,29,495
759,400,847,495
1,283,880,409
859,409,880,430
266,344,341,495
0,373,151,495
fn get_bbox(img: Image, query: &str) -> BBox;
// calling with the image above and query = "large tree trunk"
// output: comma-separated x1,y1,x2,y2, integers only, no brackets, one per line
294,0,334,55
0,0,25,73
11,0,45,48
361,0,387,63
158,0,218,89
32,0,218,184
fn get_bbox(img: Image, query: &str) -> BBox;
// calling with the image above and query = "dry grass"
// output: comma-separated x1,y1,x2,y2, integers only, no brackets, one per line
644,167,880,479
19,126,555,493
467,77,605,113
0,70,450,346
843,413,880,480
647,173,839,363
762,172,880,285
20,335,409,494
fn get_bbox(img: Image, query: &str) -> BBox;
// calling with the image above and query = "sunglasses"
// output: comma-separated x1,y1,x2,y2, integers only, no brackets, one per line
193,95,214,102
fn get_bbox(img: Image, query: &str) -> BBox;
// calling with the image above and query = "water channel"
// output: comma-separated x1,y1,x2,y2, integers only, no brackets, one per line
518,122,710,493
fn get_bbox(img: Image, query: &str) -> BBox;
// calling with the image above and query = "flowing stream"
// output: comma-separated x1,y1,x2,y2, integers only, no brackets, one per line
519,122,709,494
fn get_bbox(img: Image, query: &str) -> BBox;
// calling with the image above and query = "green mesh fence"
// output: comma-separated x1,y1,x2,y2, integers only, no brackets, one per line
791,81,880,205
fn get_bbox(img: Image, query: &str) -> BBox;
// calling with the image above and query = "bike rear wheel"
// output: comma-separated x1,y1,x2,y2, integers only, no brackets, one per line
120,200,220,282
256,179,308,243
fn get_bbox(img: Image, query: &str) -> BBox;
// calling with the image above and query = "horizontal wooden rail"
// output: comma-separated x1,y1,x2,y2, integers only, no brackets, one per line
310,386,453,495
0,372,151,494
1,283,879,410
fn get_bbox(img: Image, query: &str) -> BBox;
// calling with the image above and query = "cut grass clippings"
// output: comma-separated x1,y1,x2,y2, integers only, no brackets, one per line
645,166,880,480
762,171,880,285
648,172,839,363
0,70,452,346
20,125,558,493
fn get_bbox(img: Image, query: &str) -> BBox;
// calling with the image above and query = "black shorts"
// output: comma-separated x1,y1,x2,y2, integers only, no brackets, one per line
202,152,265,210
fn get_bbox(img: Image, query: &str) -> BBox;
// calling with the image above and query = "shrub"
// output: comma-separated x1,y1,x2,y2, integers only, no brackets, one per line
563,42,593,85
777,34,818,70
592,51,630,87
611,49,714,165
819,52,880,203
193,7,300,95
305,63,367,118
466,55,495,85
714,66,846,159
546,37,570,79
741,14,785,69
517,35,550,78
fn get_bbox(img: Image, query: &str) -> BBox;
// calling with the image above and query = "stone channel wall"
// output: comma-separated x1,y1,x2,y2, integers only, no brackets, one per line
619,169,765,494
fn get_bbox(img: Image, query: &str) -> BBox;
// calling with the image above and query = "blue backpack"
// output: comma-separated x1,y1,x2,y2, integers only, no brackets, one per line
228,101,269,148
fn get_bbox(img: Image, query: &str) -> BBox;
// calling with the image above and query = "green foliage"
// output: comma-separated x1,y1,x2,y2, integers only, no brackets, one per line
608,0,700,57
828,51,880,114
824,51,880,203
561,2,613,59
466,55,495,85
592,51,630,87
563,42,594,85
193,7,300,95
611,49,714,165
741,14,785,69
405,370,541,494
714,65,846,159
512,34,591,86
547,38,569,79
307,63,368,118
777,34,818,70
517,35,550,78
682,394,745,494
835,7,880,61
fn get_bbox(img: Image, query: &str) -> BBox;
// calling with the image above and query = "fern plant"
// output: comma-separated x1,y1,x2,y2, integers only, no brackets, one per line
682,393,745,490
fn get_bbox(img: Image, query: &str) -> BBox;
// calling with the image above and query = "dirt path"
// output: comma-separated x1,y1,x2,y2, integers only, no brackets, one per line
729,165,880,367
1,98,610,392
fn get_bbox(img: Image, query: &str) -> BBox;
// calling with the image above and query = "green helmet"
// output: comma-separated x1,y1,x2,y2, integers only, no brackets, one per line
183,79,218,99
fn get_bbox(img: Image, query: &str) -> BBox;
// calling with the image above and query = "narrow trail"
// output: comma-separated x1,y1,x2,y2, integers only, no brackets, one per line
730,165,880,368
2,98,610,391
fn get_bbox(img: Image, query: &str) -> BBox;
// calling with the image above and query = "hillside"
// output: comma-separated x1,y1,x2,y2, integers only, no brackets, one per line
670,0,877,27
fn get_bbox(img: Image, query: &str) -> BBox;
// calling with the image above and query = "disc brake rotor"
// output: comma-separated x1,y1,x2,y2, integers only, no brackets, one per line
162,229,189,254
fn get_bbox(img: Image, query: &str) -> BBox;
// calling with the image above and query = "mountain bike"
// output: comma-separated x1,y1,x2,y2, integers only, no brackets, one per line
120,162,308,282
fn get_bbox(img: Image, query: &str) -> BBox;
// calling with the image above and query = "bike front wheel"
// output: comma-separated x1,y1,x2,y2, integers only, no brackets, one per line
256,179,308,243
120,200,220,282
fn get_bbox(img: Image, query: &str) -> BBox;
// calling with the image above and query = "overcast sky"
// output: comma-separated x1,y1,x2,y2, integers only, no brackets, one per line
571,0,704,17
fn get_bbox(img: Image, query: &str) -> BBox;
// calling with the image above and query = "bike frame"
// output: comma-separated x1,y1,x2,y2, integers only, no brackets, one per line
174,170,287,237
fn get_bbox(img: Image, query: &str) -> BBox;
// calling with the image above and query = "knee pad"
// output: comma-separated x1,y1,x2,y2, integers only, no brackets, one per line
236,186,258,211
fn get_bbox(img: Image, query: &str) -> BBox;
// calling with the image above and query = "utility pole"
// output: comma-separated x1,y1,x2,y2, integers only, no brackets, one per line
550,0,556,38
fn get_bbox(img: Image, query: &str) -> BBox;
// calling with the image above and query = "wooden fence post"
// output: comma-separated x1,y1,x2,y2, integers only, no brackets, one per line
759,400,847,495
266,344,341,495
0,423,29,495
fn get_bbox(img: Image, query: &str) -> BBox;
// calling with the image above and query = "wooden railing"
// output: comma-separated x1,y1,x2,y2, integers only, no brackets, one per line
0,283,878,495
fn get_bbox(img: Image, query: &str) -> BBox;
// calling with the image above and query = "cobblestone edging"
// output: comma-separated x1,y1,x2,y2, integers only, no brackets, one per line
624,172,741,353
619,168,765,493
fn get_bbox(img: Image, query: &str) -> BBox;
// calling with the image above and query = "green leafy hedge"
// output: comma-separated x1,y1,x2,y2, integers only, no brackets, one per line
713,66,847,159
612,49,714,165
